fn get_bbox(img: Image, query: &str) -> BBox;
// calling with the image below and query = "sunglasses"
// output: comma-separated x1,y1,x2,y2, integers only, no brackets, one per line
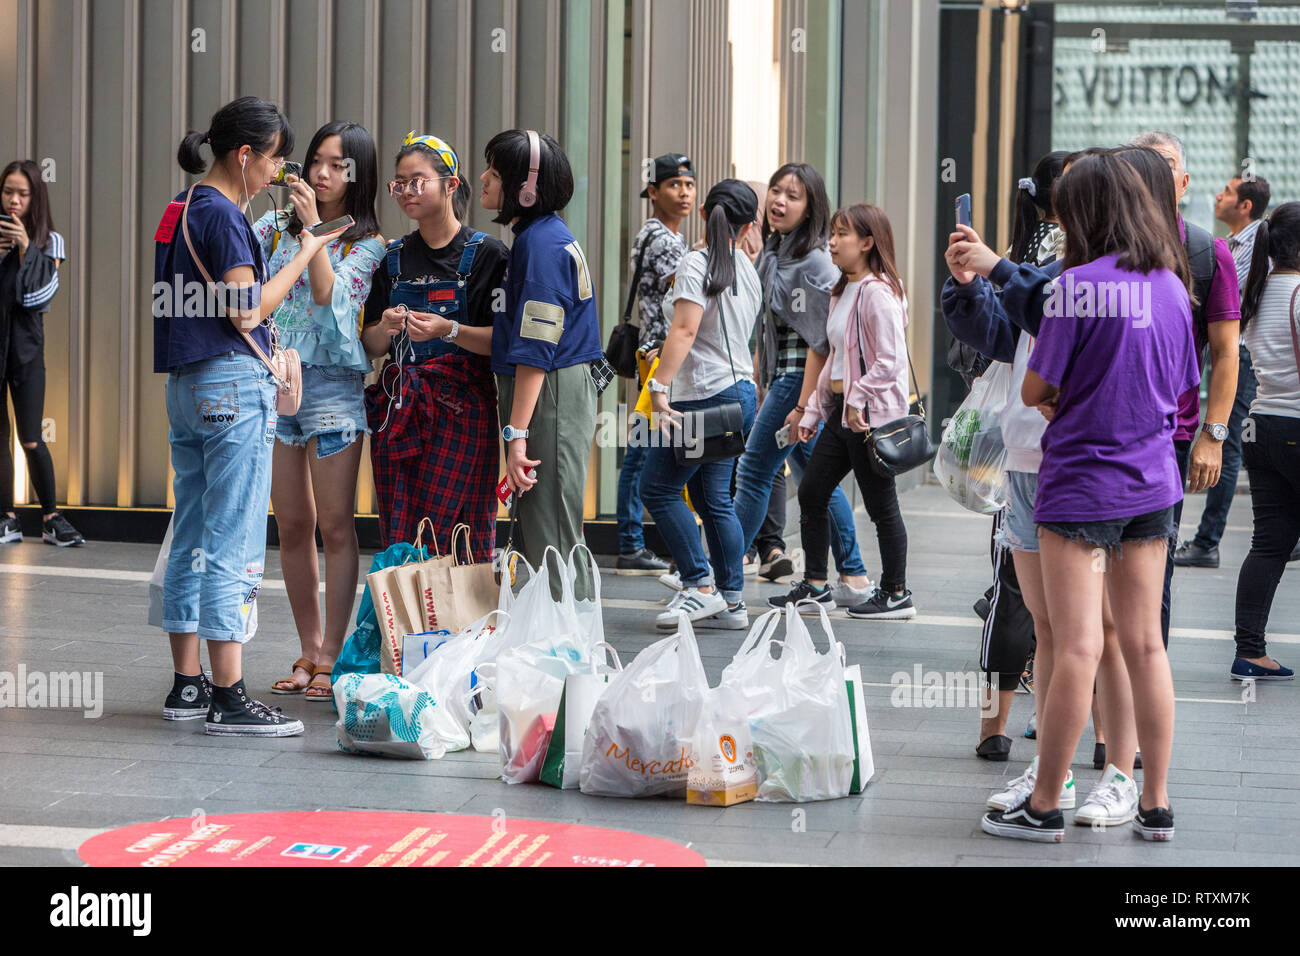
387,177,448,198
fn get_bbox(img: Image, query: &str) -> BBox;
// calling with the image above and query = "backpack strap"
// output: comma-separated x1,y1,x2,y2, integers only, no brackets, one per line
456,231,487,279
622,231,652,323
385,236,404,280
1184,222,1218,345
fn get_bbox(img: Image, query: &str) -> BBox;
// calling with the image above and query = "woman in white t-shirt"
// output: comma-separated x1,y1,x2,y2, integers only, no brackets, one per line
1232,200,1300,681
778,204,913,620
641,180,762,631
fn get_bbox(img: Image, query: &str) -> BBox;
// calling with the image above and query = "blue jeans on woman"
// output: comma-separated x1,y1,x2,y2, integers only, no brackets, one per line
616,440,649,554
639,381,758,602
733,371,868,577
162,353,277,643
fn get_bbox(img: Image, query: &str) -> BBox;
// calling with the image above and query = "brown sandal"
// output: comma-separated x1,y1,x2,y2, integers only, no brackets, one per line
271,657,316,695
304,665,334,702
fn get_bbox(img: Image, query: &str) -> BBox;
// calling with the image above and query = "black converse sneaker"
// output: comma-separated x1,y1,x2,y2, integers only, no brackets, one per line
205,679,305,737
845,587,916,620
0,515,21,543
980,797,1065,843
615,547,671,575
163,671,213,720
42,512,85,547
768,580,835,613
1132,804,1175,842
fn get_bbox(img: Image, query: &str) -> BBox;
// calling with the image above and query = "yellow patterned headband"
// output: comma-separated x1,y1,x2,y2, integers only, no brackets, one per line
401,131,458,180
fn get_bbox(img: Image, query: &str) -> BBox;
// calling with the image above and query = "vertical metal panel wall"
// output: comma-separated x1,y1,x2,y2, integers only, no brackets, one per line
0,0,622,514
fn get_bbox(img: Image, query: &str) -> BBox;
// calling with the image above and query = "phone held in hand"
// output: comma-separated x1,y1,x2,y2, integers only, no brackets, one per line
0,213,14,224
955,193,972,229
308,214,354,236
774,422,793,448
270,162,304,188
496,467,538,510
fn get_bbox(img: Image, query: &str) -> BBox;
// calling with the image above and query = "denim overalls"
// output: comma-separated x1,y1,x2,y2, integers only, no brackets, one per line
385,231,487,363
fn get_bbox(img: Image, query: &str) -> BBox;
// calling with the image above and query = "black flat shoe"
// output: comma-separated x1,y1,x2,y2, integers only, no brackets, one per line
1093,742,1106,770
976,734,1013,761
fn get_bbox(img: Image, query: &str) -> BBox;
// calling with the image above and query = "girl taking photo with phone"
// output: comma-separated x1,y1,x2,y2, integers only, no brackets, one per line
154,96,347,737
251,121,386,702
0,159,82,547
361,132,508,561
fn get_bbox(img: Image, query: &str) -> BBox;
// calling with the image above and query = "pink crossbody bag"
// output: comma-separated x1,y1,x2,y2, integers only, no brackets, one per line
179,183,302,415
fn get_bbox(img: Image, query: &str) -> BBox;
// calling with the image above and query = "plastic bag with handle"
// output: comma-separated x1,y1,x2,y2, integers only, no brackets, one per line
334,672,441,759
404,609,508,756
722,602,856,802
579,612,709,798
933,360,1013,514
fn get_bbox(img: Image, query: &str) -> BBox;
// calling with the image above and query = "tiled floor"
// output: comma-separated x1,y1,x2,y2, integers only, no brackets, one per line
1,482,1295,866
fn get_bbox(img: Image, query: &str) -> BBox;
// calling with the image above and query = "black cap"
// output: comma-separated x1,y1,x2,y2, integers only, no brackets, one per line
641,153,695,198
703,179,758,229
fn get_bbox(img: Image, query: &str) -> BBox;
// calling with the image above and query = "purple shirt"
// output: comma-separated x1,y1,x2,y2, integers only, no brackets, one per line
1174,218,1239,441
1029,255,1201,523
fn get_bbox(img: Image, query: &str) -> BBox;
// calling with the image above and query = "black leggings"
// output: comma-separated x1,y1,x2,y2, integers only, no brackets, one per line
1,354,57,514
1235,413,1300,659
797,396,907,589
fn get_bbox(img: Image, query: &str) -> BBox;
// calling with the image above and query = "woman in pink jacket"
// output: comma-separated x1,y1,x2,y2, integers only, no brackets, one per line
769,204,914,619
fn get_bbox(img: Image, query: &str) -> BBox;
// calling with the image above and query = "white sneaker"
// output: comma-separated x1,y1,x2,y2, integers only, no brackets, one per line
1074,764,1139,827
830,581,873,608
987,756,1076,811
655,587,726,629
658,571,682,592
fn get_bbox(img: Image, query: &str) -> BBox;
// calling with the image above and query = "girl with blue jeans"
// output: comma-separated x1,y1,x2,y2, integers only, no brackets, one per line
154,97,347,737
732,164,871,601
642,180,764,630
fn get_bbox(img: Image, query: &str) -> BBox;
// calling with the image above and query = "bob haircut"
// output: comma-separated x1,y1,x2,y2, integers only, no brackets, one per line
0,159,55,252
287,121,380,244
483,129,574,225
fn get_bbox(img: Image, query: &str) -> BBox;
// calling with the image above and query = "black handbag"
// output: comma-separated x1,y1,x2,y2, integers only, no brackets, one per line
672,273,747,465
855,289,936,477
605,240,649,378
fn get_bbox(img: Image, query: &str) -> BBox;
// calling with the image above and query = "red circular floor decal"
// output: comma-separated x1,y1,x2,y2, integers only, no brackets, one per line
78,811,704,868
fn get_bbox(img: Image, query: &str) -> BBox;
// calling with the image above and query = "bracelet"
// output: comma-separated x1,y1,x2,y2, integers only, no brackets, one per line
794,404,805,413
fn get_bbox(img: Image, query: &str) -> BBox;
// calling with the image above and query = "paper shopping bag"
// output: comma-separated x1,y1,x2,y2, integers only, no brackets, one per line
687,685,757,806
540,643,622,790
845,664,875,793
415,523,498,634
368,519,448,675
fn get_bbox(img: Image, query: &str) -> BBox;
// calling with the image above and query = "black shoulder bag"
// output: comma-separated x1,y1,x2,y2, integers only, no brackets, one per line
605,239,649,378
856,284,936,477
672,267,747,466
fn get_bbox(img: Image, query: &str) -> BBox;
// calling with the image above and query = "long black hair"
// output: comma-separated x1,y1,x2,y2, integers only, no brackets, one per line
1008,150,1067,264
287,121,379,244
0,159,54,251
761,162,830,261
396,137,470,223
1241,201,1300,331
177,95,294,176
484,129,574,226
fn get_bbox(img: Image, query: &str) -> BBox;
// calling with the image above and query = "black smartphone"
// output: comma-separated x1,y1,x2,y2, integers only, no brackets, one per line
955,193,972,229
0,213,13,224
308,214,354,236
270,161,304,187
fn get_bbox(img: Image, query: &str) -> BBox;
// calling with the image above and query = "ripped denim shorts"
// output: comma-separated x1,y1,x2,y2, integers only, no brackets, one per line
1038,505,1176,559
275,363,369,458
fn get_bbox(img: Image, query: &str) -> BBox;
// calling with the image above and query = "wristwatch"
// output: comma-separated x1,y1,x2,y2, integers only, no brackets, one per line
502,425,529,442
442,319,460,343
1202,422,1229,442
646,377,670,394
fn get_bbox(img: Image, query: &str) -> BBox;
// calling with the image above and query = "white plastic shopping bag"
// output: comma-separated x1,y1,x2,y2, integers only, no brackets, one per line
148,516,258,636
539,642,623,789
404,609,508,756
687,683,758,806
579,613,709,798
334,672,441,759
933,360,1013,514
722,603,856,802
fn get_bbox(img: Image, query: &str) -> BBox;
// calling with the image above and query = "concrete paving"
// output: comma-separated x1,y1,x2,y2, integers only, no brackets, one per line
0,482,1296,866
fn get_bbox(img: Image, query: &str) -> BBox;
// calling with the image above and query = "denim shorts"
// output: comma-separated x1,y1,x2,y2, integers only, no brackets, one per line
275,363,369,458
998,470,1039,553
1038,505,1176,556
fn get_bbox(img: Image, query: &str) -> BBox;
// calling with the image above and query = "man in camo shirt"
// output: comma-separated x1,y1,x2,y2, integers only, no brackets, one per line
615,153,695,575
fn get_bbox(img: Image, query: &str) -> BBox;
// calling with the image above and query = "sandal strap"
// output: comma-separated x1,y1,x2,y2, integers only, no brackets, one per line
311,665,333,679
293,657,316,673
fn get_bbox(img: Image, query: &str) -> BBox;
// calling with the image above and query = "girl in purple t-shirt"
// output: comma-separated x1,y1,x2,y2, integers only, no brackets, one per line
982,151,1199,845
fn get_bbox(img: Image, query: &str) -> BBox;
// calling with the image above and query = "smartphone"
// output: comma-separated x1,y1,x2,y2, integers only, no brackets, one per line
308,214,354,236
496,468,538,510
955,193,972,229
270,161,303,187
774,423,793,448
0,213,13,224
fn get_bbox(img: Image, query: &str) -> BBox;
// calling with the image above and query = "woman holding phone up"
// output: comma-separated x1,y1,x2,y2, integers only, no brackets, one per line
252,122,386,702
154,96,346,737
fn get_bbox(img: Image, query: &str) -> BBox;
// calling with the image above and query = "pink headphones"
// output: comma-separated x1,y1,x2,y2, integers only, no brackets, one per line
518,129,541,207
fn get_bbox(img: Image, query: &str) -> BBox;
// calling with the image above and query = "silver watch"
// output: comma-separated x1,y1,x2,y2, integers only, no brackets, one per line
442,319,460,343
646,377,670,394
1202,422,1228,442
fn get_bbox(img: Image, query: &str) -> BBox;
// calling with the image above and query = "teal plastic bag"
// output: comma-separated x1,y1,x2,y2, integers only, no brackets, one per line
332,542,429,699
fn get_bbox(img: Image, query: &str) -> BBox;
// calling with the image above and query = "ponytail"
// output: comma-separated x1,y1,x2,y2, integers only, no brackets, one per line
703,203,737,297
178,130,208,175
1240,218,1270,331
1007,151,1067,265
1007,187,1042,265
